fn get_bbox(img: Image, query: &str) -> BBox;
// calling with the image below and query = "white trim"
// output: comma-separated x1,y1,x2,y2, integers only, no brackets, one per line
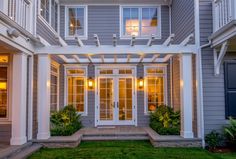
27,56,33,140
64,5,88,40
38,0,59,34
94,65,137,126
0,58,11,122
64,65,88,116
120,5,161,39
51,60,60,111
35,45,198,55
143,64,168,115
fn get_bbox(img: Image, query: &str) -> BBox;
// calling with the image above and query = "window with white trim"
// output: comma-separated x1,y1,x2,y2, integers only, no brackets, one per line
0,56,9,119
121,6,161,38
40,0,58,31
66,67,87,114
50,61,59,112
65,6,87,38
145,67,166,113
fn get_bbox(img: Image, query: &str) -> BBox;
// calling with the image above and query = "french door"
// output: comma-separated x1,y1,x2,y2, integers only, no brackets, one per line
97,76,135,125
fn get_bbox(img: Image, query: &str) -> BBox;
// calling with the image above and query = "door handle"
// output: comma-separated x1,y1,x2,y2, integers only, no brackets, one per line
117,102,119,108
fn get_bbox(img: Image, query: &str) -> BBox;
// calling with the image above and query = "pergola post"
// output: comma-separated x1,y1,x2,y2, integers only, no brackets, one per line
180,53,194,138
11,53,28,145
37,55,51,140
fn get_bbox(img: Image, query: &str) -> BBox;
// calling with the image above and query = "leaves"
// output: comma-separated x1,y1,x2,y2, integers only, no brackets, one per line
205,130,222,150
224,117,236,145
150,105,180,135
50,105,82,136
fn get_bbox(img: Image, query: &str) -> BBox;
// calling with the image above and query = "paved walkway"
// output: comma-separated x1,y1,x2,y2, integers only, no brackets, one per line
0,142,10,151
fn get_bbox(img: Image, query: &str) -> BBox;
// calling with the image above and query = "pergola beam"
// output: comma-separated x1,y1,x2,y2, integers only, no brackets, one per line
139,54,145,63
75,36,84,47
113,34,117,47
127,55,131,63
94,34,100,47
130,35,136,46
101,55,104,63
163,34,175,46
35,45,197,55
72,55,80,63
55,35,68,47
180,33,194,46
151,54,160,62
87,55,93,63
147,34,155,46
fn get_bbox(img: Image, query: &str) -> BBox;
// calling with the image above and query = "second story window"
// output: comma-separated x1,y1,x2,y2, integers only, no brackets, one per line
121,6,161,38
65,6,87,39
40,0,58,32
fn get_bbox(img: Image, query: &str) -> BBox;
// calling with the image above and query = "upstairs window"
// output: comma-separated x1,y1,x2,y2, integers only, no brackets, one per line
65,6,87,39
40,0,58,32
121,6,161,38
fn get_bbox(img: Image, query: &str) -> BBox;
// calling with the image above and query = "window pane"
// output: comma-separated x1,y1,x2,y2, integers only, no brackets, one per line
147,77,164,112
67,77,85,113
123,8,139,36
141,8,158,36
68,8,84,36
0,67,7,118
67,69,85,75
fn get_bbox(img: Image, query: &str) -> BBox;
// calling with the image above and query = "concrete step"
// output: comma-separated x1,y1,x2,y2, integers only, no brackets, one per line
9,144,42,159
0,142,32,159
82,133,149,141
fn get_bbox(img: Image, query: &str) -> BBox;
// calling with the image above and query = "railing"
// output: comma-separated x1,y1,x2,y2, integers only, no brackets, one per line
213,0,236,32
0,0,33,33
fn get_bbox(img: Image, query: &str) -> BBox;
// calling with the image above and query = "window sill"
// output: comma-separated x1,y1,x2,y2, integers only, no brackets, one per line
120,35,161,40
65,36,88,41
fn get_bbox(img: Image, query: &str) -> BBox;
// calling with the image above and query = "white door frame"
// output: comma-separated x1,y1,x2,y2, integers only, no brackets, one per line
95,65,137,127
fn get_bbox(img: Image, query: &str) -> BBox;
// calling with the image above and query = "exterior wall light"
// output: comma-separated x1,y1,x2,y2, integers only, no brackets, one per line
138,77,144,89
88,77,94,89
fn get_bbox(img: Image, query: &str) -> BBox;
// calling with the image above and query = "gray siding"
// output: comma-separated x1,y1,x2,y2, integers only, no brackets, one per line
32,55,38,139
60,5,170,45
200,0,228,134
36,18,58,45
0,124,11,143
137,64,149,126
171,0,195,44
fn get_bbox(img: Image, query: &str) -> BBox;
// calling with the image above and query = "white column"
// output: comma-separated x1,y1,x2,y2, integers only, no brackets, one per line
11,53,28,145
180,53,194,138
37,55,51,140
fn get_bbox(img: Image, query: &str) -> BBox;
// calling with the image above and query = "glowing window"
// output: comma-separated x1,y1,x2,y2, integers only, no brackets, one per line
0,56,8,63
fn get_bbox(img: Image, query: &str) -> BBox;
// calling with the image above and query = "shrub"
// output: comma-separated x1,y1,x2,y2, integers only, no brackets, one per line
150,105,180,135
50,105,82,136
224,117,236,146
205,130,223,150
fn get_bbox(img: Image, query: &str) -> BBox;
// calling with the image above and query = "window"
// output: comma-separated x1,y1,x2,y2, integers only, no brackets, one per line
66,6,87,38
40,0,58,31
121,6,161,38
50,62,59,112
40,0,50,22
145,67,166,113
0,56,9,119
66,67,87,114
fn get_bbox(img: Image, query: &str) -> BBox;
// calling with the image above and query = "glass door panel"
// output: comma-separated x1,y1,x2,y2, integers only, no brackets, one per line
99,78,114,121
118,78,132,121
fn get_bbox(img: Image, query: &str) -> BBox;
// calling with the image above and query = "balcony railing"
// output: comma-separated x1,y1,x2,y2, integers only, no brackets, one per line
213,0,236,32
0,0,33,34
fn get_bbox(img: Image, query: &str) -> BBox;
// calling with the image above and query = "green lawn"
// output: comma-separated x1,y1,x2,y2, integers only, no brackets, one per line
29,141,236,159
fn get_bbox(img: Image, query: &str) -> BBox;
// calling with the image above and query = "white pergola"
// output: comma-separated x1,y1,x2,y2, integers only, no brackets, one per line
35,33,197,64
35,33,197,140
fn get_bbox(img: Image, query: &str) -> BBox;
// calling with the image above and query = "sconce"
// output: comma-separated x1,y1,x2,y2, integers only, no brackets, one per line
88,77,94,89
138,77,144,89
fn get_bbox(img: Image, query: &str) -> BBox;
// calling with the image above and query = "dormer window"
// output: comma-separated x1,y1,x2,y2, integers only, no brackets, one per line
121,6,161,39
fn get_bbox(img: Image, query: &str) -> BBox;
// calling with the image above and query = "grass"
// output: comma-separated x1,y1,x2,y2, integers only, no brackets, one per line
28,141,236,159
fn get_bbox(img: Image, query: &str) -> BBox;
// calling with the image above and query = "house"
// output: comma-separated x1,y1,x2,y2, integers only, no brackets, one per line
0,0,234,147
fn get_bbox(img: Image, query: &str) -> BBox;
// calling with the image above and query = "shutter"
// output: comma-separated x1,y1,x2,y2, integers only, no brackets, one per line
224,62,236,118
